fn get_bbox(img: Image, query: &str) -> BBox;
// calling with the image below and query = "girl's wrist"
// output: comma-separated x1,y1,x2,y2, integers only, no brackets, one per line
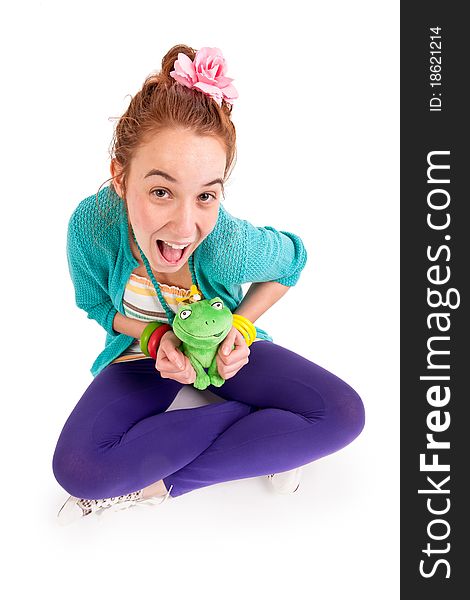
140,322,161,355
140,322,171,356
232,314,256,346
147,323,172,358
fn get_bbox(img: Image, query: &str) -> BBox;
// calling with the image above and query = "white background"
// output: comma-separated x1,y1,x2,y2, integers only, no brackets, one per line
2,1,399,598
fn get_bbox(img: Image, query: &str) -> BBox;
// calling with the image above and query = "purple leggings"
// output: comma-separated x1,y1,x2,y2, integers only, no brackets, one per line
52,341,365,498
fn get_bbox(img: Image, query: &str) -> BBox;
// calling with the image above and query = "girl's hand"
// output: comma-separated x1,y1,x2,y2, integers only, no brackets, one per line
216,326,251,380
156,330,197,385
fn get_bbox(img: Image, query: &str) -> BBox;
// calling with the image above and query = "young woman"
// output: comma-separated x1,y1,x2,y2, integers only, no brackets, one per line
53,44,365,525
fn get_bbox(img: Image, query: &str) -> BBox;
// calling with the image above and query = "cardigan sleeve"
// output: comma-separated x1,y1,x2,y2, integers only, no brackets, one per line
238,219,308,286
66,208,118,337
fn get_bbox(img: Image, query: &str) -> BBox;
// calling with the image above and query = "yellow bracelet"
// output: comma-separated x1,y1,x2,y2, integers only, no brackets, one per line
233,314,257,340
233,318,256,344
232,314,256,346
234,324,251,346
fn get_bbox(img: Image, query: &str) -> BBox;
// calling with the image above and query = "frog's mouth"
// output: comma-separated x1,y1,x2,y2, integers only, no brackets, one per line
178,326,224,339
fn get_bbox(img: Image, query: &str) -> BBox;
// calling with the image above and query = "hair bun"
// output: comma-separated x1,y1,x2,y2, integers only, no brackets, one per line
161,44,196,81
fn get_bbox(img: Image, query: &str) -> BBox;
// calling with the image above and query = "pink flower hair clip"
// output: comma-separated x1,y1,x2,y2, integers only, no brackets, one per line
170,47,239,107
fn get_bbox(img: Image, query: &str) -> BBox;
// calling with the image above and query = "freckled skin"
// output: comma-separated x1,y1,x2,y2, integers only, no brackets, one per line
172,297,233,390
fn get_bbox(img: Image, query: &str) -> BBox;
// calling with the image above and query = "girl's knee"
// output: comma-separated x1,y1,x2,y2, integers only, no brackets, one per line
321,379,365,449
52,442,102,499
339,384,365,441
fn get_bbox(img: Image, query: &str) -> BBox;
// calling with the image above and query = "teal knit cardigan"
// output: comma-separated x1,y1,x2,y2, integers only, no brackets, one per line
67,185,308,376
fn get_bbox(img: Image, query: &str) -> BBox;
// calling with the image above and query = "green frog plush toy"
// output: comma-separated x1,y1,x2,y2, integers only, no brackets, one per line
172,295,234,390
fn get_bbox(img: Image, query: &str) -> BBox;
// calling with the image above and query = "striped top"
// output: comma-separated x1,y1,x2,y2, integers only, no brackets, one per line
113,273,260,364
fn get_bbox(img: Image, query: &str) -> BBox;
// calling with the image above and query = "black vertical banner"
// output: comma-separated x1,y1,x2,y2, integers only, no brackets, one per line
401,2,468,597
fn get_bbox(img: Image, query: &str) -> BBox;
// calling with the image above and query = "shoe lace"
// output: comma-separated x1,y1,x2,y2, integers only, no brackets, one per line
78,484,174,514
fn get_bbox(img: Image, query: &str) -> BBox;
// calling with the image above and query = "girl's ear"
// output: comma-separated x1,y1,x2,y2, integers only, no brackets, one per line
110,159,124,198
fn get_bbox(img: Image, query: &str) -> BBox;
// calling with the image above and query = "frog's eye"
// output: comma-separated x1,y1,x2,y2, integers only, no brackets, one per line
179,309,192,320
211,301,223,310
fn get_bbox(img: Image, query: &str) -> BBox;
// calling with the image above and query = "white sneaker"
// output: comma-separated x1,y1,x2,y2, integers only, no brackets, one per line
267,467,302,494
57,484,173,526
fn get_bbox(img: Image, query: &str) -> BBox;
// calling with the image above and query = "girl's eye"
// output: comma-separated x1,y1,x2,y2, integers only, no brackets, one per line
150,189,216,202
151,189,169,199
199,192,216,202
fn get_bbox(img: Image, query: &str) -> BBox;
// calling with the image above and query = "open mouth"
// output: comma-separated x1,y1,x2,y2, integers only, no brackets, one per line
156,239,192,265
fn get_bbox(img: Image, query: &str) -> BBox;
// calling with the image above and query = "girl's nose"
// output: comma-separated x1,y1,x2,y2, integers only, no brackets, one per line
172,203,196,238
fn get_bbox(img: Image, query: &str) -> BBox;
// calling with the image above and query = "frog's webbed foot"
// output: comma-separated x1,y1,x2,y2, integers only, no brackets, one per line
209,373,225,387
208,356,225,387
188,355,211,390
194,372,211,390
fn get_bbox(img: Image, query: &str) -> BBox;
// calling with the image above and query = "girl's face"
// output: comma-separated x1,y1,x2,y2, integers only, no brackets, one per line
111,127,226,273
